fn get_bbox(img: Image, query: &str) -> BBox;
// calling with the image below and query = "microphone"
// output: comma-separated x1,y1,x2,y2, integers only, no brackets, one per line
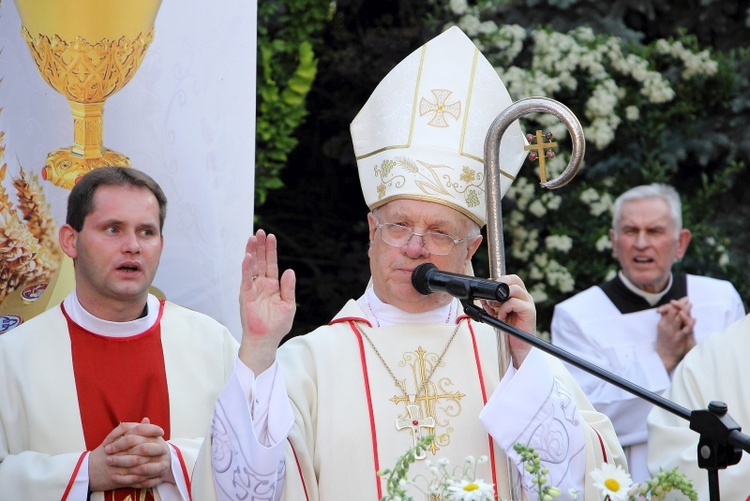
411,263,510,302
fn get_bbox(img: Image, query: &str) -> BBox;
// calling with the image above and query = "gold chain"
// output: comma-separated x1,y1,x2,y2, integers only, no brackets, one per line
357,321,462,399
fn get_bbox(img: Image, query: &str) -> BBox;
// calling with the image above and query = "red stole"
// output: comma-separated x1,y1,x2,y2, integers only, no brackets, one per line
65,301,170,501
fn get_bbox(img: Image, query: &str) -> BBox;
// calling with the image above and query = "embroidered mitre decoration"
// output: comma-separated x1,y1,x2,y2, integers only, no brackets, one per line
350,26,526,226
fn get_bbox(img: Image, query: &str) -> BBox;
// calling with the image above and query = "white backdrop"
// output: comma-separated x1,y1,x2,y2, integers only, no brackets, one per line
0,0,257,337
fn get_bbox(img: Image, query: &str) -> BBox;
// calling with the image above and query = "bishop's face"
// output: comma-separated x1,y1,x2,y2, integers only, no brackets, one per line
610,197,691,294
367,199,482,313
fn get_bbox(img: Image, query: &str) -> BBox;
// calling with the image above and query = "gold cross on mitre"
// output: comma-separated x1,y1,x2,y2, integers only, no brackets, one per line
419,89,461,127
523,130,558,183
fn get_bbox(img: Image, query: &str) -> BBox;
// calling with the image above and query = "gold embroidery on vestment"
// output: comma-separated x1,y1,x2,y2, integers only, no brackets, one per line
389,345,466,456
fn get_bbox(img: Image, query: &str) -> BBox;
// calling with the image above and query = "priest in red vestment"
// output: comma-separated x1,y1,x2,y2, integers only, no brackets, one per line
0,167,238,500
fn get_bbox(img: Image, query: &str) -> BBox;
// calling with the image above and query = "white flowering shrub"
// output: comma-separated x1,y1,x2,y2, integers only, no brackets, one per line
434,1,749,335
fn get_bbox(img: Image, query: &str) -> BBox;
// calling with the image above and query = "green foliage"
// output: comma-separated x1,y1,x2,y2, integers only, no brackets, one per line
255,0,332,206
633,468,698,501
381,440,697,500
378,434,433,501
257,0,750,340
257,0,440,338
514,443,562,500
433,3,750,334
378,434,495,500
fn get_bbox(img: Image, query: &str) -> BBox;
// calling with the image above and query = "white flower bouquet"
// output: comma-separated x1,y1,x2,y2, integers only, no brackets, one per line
379,435,698,501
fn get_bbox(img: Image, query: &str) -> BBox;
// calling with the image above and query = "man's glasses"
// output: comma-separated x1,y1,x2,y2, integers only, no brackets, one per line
375,221,471,256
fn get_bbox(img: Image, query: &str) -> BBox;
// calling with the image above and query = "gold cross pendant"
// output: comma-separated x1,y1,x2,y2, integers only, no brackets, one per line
395,402,435,459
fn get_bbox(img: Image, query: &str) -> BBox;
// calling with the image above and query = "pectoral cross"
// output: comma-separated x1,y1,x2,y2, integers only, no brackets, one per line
395,402,435,459
524,129,558,183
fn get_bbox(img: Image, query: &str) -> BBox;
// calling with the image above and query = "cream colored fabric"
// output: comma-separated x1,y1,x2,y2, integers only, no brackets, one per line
351,26,526,226
0,301,238,500
194,299,625,500
278,301,623,500
647,314,750,499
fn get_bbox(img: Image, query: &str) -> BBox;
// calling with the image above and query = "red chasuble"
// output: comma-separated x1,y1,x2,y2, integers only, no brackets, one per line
65,301,170,501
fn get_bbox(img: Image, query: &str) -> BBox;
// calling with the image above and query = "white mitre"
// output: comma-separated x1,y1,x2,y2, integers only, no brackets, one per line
350,26,526,226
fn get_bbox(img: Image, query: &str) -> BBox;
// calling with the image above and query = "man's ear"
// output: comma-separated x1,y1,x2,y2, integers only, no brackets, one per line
367,212,378,241
676,228,692,260
58,224,78,259
466,234,483,261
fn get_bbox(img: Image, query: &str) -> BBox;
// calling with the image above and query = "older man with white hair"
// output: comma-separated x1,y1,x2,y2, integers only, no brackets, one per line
551,183,744,482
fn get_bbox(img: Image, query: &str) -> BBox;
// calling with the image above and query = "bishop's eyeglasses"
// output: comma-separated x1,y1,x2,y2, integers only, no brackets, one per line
375,219,471,256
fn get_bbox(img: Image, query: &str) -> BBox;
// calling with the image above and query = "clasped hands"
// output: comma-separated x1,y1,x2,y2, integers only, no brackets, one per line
656,296,696,373
89,417,175,492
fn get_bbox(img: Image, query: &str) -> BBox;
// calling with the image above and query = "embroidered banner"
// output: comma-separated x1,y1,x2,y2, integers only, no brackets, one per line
0,0,257,337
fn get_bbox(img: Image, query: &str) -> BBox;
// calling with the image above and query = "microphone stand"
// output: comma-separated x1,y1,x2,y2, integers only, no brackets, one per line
460,300,750,501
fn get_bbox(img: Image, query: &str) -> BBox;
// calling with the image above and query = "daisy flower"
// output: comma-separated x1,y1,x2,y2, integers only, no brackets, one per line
590,462,633,501
445,478,494,501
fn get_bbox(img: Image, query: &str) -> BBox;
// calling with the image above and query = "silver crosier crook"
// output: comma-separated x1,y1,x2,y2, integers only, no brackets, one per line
483,96,585,500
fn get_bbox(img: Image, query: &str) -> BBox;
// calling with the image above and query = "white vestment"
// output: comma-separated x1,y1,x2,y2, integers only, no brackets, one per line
194,297,625,500
551,273,744,482
647,313,750,499
0,293,239,500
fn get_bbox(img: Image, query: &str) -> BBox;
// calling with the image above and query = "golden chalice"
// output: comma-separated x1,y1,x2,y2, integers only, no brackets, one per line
15,0,162,188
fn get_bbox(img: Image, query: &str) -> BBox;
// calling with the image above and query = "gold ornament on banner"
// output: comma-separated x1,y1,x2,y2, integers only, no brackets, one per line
0,159,67,333
14,0,163,189
0,0,165,333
